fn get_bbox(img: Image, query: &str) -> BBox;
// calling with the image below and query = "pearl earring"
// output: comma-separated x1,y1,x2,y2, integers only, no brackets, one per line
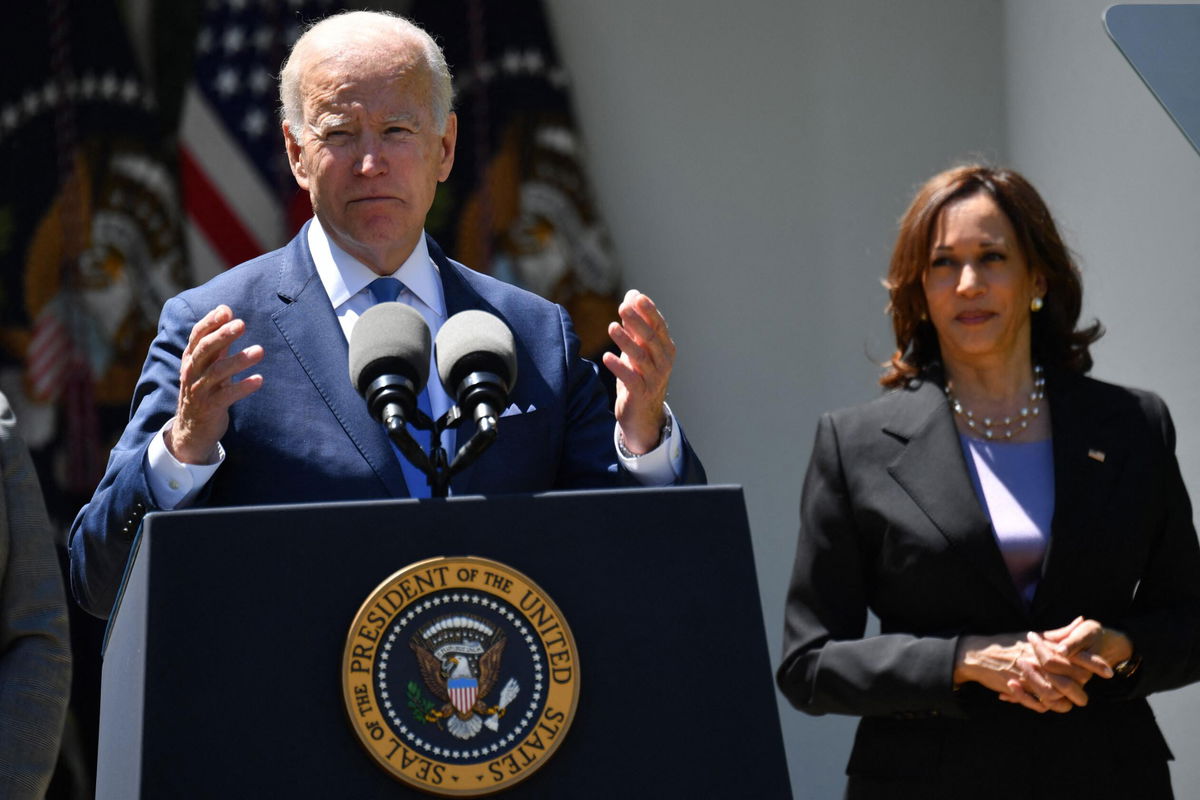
1030,296,1044,312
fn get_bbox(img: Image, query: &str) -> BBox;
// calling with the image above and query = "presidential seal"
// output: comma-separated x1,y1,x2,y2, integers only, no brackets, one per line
342,557,580,796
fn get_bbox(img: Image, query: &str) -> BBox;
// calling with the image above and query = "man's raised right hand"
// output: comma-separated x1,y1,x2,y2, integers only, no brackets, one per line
165,304,264,464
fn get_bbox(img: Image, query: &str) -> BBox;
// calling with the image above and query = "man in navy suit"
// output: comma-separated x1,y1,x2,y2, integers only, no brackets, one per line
69,10,704,619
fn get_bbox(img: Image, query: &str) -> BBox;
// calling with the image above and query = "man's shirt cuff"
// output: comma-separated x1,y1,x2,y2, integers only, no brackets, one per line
145,420,224,509
613,403,683,486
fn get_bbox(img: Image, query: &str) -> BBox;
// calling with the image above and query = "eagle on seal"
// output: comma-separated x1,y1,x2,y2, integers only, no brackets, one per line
411,615,510,740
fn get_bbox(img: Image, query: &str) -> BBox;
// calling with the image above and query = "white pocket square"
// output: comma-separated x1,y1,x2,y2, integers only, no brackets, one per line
499,403,537,418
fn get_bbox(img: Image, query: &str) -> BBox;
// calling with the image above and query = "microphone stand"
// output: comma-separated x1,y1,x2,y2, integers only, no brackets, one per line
384,404,499,499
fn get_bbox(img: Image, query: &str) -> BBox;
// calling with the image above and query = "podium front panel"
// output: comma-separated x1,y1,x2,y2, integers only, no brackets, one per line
99,485,791,798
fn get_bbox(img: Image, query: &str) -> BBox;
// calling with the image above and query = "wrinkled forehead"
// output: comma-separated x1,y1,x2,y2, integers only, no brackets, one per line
298,35,431,116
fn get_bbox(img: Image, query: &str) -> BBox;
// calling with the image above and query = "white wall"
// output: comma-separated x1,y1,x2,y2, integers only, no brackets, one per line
547,1,1200,797
1004,1,1200,794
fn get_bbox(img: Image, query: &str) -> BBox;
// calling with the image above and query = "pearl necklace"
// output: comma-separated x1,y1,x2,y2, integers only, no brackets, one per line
944,365,1045,440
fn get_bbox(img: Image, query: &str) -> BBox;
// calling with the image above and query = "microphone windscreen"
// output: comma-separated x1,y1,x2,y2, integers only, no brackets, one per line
435,310,518,393
348,302,432,394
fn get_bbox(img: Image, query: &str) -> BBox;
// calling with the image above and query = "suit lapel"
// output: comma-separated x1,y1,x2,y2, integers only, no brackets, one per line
1030,372,1127,617
884,380,1027,614
270,230,410,498
430,236,480,319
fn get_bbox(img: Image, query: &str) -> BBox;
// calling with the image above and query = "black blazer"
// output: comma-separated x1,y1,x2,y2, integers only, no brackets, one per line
776,371,1200,792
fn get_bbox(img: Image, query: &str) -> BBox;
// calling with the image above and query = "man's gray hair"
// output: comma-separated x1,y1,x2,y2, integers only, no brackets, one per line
279,10,454,141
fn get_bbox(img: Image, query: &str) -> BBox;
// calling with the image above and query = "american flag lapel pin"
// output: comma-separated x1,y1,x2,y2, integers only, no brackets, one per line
1087,449,1106,463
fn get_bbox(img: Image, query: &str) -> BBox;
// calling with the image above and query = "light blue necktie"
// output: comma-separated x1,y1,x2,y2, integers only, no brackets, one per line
368,277,434,498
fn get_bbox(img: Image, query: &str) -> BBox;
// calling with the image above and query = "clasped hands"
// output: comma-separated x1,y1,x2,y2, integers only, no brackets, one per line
954,617,1134,714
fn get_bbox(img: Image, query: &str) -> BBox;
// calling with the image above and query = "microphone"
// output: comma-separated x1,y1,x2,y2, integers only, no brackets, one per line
348,303,432,447
435,310,518,442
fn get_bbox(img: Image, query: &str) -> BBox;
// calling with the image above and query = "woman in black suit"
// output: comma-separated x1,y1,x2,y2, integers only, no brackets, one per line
776,165,1200,798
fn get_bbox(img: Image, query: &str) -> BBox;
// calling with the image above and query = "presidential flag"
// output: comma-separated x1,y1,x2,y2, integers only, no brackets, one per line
0,0,187,504
412,0,623,360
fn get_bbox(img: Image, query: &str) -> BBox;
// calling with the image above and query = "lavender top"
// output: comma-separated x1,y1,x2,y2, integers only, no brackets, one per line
959,435,1055,606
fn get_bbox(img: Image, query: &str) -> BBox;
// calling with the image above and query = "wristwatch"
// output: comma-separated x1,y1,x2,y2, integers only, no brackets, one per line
617,412,672,459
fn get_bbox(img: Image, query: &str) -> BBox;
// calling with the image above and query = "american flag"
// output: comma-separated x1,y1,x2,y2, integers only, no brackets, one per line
180,0,339,283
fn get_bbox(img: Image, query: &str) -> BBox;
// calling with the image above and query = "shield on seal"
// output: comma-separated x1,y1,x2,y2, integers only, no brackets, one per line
448,675,478,715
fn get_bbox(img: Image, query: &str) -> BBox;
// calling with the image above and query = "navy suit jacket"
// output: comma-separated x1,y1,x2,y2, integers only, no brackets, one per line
69,229,704,618
776,371,1200,792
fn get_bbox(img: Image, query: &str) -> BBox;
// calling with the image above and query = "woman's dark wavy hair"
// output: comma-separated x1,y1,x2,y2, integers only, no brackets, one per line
881,165,1103,389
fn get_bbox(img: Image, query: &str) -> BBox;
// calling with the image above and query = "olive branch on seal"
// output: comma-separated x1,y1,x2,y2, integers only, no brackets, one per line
407,681,437,723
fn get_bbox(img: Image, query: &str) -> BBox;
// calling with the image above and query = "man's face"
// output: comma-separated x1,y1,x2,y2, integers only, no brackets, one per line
284,43,456,274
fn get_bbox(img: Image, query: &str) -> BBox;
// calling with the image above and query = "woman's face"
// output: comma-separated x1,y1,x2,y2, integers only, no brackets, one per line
922,192,1046,370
